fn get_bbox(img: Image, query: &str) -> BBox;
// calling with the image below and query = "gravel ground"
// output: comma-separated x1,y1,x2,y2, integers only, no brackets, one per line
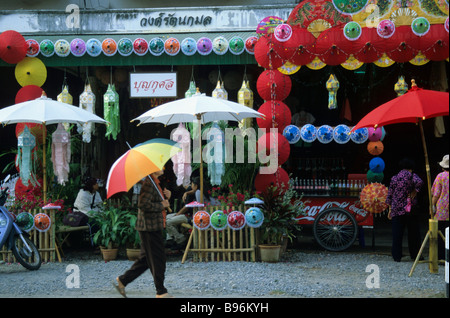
0,247,446,299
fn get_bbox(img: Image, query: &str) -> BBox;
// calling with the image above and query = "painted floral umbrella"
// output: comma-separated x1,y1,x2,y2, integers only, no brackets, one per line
359,182,388,214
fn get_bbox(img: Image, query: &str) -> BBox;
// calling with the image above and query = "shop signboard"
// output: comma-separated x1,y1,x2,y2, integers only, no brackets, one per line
130,72,177,98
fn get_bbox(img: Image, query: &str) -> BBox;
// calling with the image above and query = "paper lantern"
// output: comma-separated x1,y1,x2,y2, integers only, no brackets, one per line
16,122,45,145
254,35,285,69
117,38,133,56
238,80,254,131
148,38,165,56
256,69,292,101
86,38,102,57
78,83,96,143
257,132,290,166
52,123,71,185
185,80,197,98
17,126,37,187
171,123,192,187
104,84,120,140
212,80,228,100
256,100,292,130
227,211,246,230
254,167,289,194
57,84,73,105
326,74,339,110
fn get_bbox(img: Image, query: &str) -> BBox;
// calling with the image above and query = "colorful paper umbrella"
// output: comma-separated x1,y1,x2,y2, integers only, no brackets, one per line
245,207,264,228
227,211,246,230
367,141,384,156
210,210,228,231
16,212,34,232
15,57,47,87
106,138,181,199
0,30,27,64
193,211,210,230
15,85,44,104
34,213,51,232
359,183,388,214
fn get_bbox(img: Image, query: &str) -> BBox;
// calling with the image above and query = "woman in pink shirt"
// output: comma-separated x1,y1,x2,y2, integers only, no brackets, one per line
431,154,449,260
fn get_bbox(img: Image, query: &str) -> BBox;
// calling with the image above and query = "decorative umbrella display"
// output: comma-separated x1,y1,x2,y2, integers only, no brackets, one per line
102,38,117,56
54,39,71,57
132,91,263,203
229,36,245,55
212,36,229,55
86,38,102,57
351,80,449,212
244,207,264,228
359,182,388,214
227,211,246,230
149,37,165,56
193,210,210,230
282,124,301,144
181,37,197,56
15,85,44,104
105,138,181,199
16,212,34,232
0,30,27,64
210,210,228,231
34,213,51,232
317,125,334,144
244,36,258,54
15,57,47,87
117,38,133,56
164,38,180,56
333,124,351,144
133,38,148,56
70,38,86,57
0,93,107,201
300,124,317,143
39,39,55,57
256,16,283,35
25,39,40,57
350,127,368,144
197,37,213,55
367,141,384,156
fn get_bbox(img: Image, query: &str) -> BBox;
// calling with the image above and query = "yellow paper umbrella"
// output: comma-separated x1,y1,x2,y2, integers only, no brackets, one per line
15,57,47,87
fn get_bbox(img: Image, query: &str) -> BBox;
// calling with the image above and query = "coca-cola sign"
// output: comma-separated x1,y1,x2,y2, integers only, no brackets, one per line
130,73,177,98
297,197,373,227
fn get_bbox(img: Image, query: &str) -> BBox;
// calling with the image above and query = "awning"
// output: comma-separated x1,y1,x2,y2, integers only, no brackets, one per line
0,31,258,67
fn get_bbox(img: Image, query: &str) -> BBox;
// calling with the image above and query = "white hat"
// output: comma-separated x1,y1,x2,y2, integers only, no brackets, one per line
439,154,449,169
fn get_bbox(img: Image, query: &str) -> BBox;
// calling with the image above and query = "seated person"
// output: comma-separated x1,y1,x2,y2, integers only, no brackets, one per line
72,177,103,226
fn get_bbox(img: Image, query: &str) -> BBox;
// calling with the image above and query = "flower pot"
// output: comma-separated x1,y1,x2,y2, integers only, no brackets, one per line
100,247,118,261
126,248,141,261
259,244,281,263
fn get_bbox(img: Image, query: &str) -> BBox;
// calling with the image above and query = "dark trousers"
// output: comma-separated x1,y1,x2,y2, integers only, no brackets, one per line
391,214,421,262
119,230,167,295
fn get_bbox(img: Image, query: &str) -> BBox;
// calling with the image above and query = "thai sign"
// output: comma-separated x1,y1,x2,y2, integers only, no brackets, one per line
130,73,177,98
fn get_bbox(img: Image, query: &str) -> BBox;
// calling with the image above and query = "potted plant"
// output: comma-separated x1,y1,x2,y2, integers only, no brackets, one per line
89,206,127,261
121,210,141,261
258,183,305,262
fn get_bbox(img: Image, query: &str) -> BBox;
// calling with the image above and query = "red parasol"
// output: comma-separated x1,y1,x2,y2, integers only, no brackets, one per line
0,30,27,64
282,26,316,66
15,85,44,104
254,166,290,194
254,34,285,69
257,132,290,166
419,24,449,61
352,28,384,63
352,81,449,214
385,26,419,63
359,183,388,214
256,100,292,130
314,25,350,65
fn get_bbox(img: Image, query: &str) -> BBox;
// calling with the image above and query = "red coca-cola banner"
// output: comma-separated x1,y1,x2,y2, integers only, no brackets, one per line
297,197,373,227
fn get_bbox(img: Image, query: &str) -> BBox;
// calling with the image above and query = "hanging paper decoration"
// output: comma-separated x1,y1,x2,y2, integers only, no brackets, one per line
34,213,51,232
238,80,254,131
78,83,96,143
185,80,197,98
17,125,37,187
51,123,71,185
206,122,225,186
104,83,120,140
212,80,228,100
254,35,285,70
117,38,133,56
210,210,228,231
326,74,339,110
256,100,292,130
394,76,408,96
57,84,73,130
171,123,192,187
256,69,292,101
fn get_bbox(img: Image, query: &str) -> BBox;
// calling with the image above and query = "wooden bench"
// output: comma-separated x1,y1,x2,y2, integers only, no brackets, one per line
55,225,90,261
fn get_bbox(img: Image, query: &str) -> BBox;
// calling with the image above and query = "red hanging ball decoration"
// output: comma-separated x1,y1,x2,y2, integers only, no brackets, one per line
254,166,290,194
254,34,285,69
257,132,290,166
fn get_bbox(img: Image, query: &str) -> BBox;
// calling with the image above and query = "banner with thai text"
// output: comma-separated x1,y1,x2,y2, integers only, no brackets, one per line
130,73,177,98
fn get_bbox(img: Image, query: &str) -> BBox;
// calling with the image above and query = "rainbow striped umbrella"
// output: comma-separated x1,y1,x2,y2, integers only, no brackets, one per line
106,138,181,199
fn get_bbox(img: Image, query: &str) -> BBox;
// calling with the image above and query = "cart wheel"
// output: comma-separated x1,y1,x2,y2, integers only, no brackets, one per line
313,208,358,252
